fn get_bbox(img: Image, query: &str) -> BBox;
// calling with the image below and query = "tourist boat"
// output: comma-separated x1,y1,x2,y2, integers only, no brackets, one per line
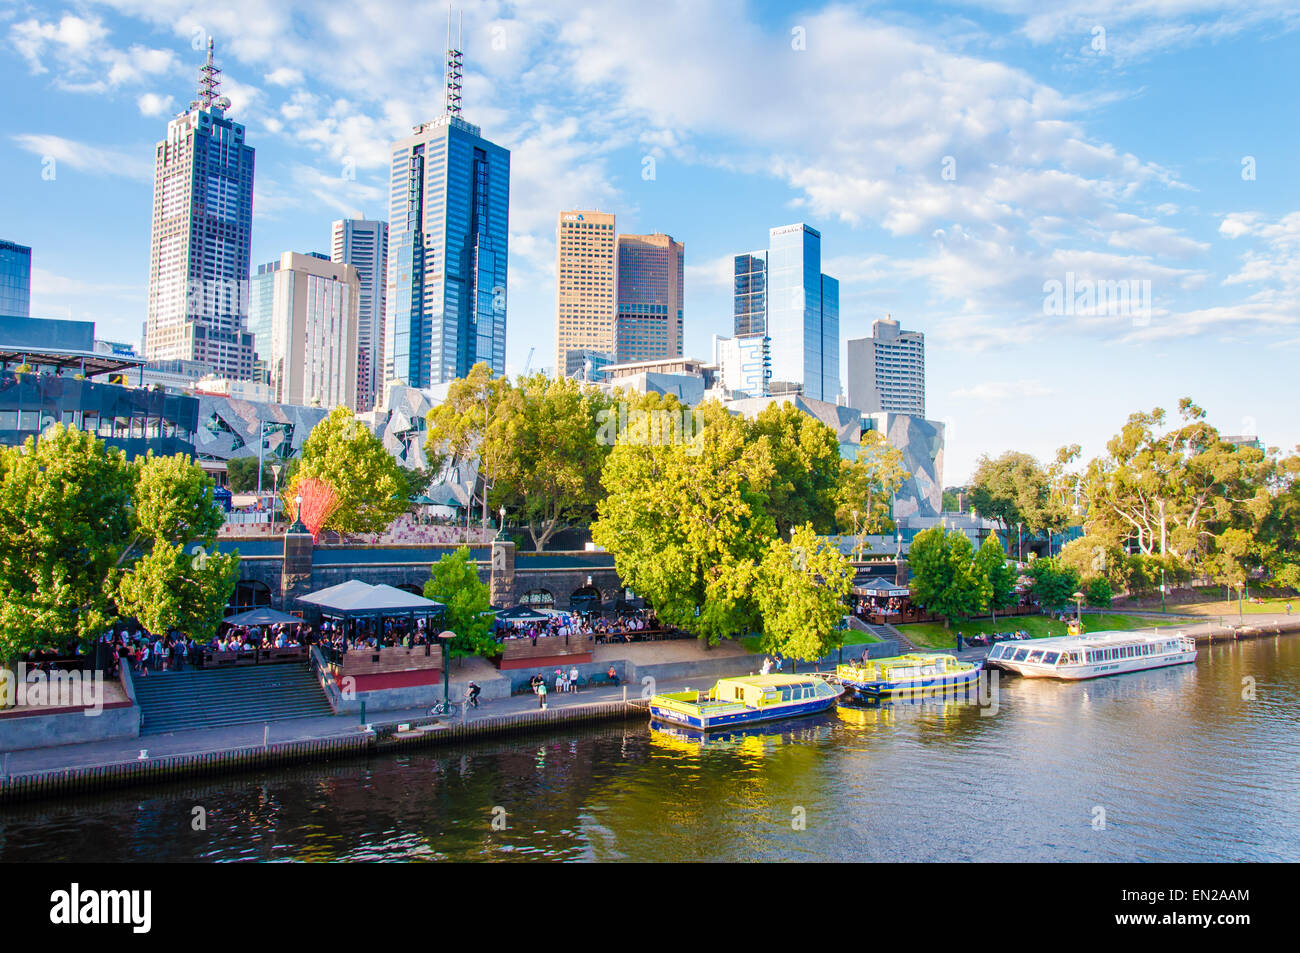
648,674,841,731
984,630,1196,680
835,653,982,701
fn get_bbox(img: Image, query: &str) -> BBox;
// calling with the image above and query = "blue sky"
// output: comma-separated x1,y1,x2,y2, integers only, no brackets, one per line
3,0,1298,482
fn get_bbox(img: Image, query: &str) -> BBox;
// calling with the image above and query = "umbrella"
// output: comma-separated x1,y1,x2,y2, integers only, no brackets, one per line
496,605,550,622
223,606,305,627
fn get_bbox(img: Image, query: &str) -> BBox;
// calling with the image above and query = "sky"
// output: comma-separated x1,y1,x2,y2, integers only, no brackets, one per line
2,0,1298,483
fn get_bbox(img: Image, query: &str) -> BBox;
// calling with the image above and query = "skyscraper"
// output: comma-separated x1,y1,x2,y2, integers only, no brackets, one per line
615,232,684,364
734,224,838,402
332,219,388,411
144,40,256,380
555,210,616,375
263,252,360,410
385,19,509,389
0,240,31,317
847,316,925,416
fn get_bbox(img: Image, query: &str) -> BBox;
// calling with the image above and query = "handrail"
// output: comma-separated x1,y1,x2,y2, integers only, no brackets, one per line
309,646,345,712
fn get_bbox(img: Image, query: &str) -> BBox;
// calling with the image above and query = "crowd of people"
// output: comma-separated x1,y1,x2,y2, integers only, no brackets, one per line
495,609,665,644
95,620,311,677
317,616,438,655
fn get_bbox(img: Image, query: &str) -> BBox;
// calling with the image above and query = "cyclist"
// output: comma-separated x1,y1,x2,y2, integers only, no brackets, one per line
465,681,481,709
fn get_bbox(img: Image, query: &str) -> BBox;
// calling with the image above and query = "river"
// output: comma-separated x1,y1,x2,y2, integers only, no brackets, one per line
2,637,1298,862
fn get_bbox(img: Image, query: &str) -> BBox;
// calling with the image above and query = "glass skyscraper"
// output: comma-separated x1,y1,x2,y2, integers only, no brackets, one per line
615,232,684,364
331,219,388,410
0,240,32,317
733,224,839,402
386,38,508,389
144,41,255,380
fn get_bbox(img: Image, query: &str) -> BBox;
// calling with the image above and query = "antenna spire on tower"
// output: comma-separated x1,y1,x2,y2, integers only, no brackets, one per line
190,36,226,112
444,3,463,116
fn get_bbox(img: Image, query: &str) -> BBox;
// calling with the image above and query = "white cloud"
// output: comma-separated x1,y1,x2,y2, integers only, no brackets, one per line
10,133,153,182
136,92,174,117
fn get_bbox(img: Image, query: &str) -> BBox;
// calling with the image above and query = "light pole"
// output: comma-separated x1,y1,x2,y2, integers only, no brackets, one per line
497,504,506,539
288,493,305,534
1073,590,1084,629
1016,522,1023,563
438,630,456,711
271,463,282,528
1238,582,1244,624
1160,567,1166,614
852,509,859,560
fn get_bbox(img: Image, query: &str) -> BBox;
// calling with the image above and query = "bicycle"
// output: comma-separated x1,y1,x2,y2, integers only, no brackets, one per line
428,700,458,717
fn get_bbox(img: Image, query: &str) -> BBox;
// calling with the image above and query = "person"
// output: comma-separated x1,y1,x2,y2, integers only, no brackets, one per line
760,657,772,676
956,631,963,651
465,681,481,709
172,638,186,672
537,680,548,710
569,665,580,693
1288,602,1293,616
774,656,783,672
557,670,568,694
136,641,149,676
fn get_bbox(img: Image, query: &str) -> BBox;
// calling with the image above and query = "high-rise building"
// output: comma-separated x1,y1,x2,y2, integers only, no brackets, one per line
332,219,388,411
555,210,616,377
733,252,766,337
712,332,771,397
248,258,278,384
262,252,360,409
144,40,256,380
766,224,839,402
0,240,32,317
385,20,509,389
846,316,925,416
615,232,683,363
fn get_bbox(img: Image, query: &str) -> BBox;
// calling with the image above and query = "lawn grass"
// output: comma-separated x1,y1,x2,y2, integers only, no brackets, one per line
1169,596,1297,618
738,629,880,655
897,612,1192,650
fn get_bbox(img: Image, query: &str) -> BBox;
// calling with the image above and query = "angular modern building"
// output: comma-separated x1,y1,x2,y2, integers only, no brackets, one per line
555,210,617,376
711,332,770,397
615,232,684,364
733,224,838,402
385,28,509,389
257,252,360,410
846,316,925,416
331,219,388,411
143,40,256,380
0,240,32,317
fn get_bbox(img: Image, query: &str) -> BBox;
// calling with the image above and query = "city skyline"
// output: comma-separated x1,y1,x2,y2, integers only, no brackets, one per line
4,2,1300,480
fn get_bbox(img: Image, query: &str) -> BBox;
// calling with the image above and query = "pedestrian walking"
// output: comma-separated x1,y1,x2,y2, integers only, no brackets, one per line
538,681,548,710
956,631,963,651
760,657,772,675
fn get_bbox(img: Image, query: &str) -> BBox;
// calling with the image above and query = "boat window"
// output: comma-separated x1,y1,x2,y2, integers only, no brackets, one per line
1012,649,1029,662
1043,652,1060,664
1027,651,1044,662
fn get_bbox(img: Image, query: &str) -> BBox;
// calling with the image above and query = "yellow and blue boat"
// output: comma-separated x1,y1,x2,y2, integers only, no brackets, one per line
836,653,981,701
648,674,841,731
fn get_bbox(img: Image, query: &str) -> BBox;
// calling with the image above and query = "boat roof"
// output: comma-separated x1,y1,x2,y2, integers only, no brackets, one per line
717,674,820,688
1008,630,1188,649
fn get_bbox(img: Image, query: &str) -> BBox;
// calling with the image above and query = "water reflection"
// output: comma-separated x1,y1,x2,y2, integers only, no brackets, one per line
1,639,1298,862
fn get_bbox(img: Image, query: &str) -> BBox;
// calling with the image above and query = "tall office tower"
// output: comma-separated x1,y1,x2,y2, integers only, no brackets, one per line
736,224,838,402
247,258,280,384
847,316,925,416
262,252,359,409
733,251,766,337
0,240,32,317
385,17,509,389
555,210,616,376
712,333,771,397
144,40,256,380
615,232,684,364
331,219,388,410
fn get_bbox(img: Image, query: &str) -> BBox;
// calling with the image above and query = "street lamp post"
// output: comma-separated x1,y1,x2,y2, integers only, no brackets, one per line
1160,567,1166,614
498,504,506,539
1073,590,1084,626
1016,522,1022,563
438,630,456,711
271,463,282,529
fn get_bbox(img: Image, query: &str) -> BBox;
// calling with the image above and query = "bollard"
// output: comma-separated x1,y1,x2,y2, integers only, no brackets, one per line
359,700,366,725
622,685,627,702
263,724,269,748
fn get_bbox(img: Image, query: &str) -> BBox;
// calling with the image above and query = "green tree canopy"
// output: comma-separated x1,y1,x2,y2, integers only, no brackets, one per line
300,405,408,535
836,429,910,539
423,546,495,659
969,450,1069,555
755,524,854,661
749,401,843,537
906,526,989,629
1026,557,1081,612
423,362,510,526
226,456,275,493
973,535,1017,621
492,373,613,551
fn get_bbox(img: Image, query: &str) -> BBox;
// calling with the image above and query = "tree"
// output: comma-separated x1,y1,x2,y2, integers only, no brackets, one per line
299,405,407,535
1026,557,1081,612
592,400,775,646
226,456,274,493
0,426,135,659
836,429,910,540
1058,534,1130,593
906,527,989,629
1085,576,1113,608
749,401,842,537
973,535,1017,622
115,452,240,643
423,546,495,659
424,362,511,530
492,374,613,550
755,524,854,661
969,451,1067,556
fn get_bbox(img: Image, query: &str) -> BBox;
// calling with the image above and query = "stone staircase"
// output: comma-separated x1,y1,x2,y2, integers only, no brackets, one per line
131,664,333,735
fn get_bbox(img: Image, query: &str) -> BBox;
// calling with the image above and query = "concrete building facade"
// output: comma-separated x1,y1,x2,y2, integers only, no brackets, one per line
263,252,360,410
555,210,617,377
331,219,388,411
615,232,684,363
847,316,925,416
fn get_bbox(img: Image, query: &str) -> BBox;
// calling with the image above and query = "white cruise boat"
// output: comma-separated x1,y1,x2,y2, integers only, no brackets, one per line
984,630,1196,680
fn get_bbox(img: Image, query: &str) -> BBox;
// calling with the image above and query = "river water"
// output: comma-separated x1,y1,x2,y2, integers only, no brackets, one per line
2,637,1298,862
